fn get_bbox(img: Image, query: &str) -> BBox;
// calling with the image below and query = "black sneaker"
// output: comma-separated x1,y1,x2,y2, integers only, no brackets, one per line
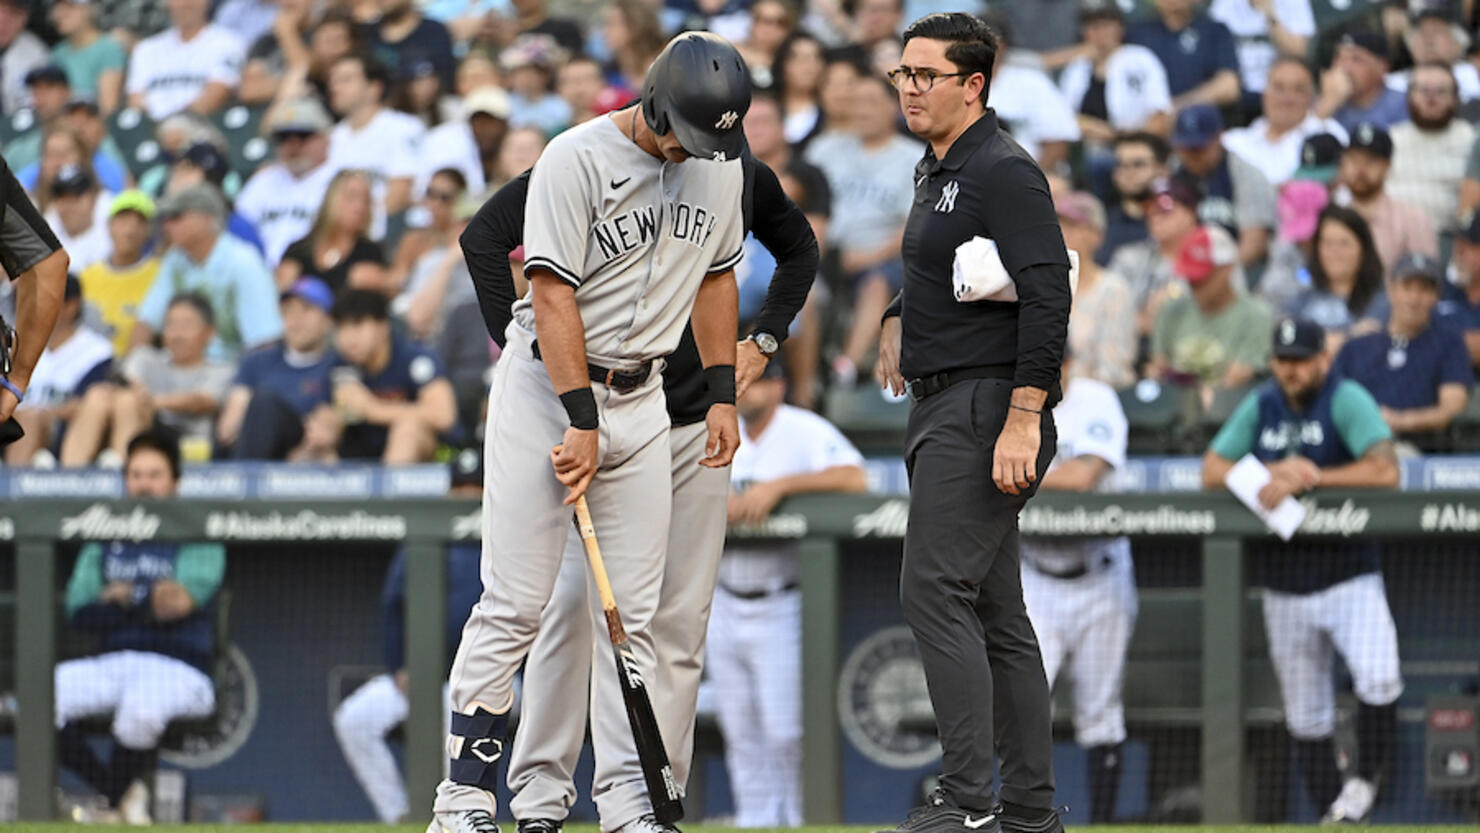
998,804,1064,833
874,788,1001,833
517,820,564,833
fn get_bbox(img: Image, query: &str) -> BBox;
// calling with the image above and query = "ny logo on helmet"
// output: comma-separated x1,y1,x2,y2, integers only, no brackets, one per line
715,110,739,129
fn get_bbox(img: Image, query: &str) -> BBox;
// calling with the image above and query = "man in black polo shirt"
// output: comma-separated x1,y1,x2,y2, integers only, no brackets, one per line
875,13,1072,833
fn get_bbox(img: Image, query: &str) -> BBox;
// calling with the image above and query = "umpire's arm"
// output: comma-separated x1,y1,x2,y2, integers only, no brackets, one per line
461,169,532,347
746,158,819,344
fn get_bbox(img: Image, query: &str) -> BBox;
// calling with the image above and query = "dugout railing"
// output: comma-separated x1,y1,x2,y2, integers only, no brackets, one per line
2,490,1477,822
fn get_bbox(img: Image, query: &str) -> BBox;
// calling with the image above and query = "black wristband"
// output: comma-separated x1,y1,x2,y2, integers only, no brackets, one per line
559,388,599,430
704,364,737,405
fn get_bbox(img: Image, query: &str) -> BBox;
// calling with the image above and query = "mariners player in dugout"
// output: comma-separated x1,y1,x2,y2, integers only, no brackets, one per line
1203,318,1402,825
873,13,1073,833
461,91,817,833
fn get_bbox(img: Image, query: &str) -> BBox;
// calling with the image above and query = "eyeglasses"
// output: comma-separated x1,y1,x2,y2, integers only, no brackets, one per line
886,66,972,92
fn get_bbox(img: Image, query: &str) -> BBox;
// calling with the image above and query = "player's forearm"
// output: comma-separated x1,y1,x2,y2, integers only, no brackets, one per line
1319,443,1399,489
529,272,591,395
769,465,870,502
691,271,739,370
749,174,819,343
1202,451,1236,490
1039,457,1105,492
7,252,69,390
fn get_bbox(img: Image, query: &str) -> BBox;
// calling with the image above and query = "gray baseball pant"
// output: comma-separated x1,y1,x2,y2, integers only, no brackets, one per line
508,420,730,828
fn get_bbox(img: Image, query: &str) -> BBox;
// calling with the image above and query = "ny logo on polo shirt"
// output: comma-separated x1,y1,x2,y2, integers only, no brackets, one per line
935,181,959,213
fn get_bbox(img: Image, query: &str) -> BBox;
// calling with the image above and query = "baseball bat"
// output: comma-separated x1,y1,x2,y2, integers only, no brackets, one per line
573,495,685,823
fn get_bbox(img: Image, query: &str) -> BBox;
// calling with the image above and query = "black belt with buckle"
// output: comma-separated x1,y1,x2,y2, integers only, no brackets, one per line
906,364,1014,402
531,340,653,395
720,581,800,600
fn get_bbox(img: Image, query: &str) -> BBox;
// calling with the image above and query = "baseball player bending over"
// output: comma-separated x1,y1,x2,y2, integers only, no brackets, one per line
459,67,817,833
1203,318,1403,824
428,32,753,833
1019,355,1135,825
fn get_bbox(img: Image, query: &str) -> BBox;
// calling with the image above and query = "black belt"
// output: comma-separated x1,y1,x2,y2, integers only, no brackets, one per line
906,364,1014,402
720,581,800,600
1035,555,1112,580
531,340,653,395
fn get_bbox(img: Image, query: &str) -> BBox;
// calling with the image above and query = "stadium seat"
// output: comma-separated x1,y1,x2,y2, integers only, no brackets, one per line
823,385,911,456
0,107,39,155
107,106,161,180
1119,380,1199,455
211,102,270,180
1187,380,1259,450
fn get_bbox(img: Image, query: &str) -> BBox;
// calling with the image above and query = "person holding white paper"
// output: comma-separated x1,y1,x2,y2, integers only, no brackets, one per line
1200,316,1402,825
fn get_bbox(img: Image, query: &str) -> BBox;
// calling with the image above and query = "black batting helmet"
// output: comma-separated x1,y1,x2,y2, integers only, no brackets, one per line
642,32,751,162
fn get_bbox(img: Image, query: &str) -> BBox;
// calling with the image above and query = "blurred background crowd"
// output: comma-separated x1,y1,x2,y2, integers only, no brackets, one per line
2,0,1480,469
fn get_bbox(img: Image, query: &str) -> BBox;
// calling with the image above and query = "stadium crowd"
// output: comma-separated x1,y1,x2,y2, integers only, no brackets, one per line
2,0,1480,467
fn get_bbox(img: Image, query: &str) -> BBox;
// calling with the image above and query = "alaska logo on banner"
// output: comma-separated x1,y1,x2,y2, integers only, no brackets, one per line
60,504,161,540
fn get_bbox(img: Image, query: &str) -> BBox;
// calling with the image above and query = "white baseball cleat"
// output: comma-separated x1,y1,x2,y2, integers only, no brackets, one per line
428,809,502,833
1322,776,1376,824
610,814,679,833
118,779,152,825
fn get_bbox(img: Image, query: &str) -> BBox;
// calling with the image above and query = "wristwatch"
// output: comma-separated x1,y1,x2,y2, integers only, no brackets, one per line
747,331,780,356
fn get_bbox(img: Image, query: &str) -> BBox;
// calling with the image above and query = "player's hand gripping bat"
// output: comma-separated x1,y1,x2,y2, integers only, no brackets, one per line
573,495,684,823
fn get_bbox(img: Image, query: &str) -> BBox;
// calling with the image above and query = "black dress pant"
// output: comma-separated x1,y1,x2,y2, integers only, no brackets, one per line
900,377,1057,812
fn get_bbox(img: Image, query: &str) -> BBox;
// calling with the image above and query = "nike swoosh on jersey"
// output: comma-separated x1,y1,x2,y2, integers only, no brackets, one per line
611,177,632,189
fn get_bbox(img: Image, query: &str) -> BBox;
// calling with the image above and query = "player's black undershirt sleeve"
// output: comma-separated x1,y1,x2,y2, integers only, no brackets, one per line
745,159,819,343
460,169,532,348
883,290,902,321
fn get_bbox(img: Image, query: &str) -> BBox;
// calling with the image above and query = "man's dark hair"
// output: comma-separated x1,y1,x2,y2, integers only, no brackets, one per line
167,292,215,328
901,13,999,102
1114,130,1171,165
337,52,393,100
333,288,390,324
127,429,182,482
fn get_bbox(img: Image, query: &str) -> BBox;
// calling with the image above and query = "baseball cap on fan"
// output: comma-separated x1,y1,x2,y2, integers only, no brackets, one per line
267,97,332,135
1292,133,1343,184
1174,225,1238,283
280,276,335,313
1338,30,1390,62
1172,104,1223,149
464,86,513,121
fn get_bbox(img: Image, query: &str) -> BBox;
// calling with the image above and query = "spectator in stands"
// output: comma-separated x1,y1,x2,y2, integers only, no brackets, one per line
556,54,611,127
334,530,482,823
13,103,127,198
163,143,264,255
502,34,572,135
708,361,866,828
735,0,796,90
1284,206,1388,351
277,170,390,295
422,0,501,45
54,430,223,822
133,184,282,361
1223,58,1347,188
61,293,233,466
1108,176,1200,337
2,65,72,172
1201,317,1402,826
58,98,129,192
1171,104,1278,267
1258,178,1329,312
601,0,664,92
391,168,473,335
1098,132,1169,264
46,165,112,274
235,98,337,267
1338,122,1436,273
1388,5,1480,102
1315,31,1409,133
1058,0,1172,184
25,128,93,215
319,289,456,463
1388,63,1476,237
503,0,584,56
1207,0,1314,120
327,52,425,217
80,190,160,358
367,0,455,89
1019,350,1134,825
418,85,510,197
306,8,361,103
1441,213,1480,368
1126,0,1241,110
132,111,222,198
125,0,246,121
50,0,126,113
4,276,114,466
492,125,546,188
772,33,827,145
237,0,315,106
454,49,502,97
393,58,459,129
806,73,923,386
96,0,171,51
985,14,1081,171
0,0,49,114
218,277,336,460
1058,191,1137,389
1331,252,1472,446
1148,225,1271,391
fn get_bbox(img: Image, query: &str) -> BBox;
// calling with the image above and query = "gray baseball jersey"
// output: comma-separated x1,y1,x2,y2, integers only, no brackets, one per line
514,116,745,367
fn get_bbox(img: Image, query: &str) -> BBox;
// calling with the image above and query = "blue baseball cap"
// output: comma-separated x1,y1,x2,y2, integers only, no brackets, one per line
280,276,334,313
1172,104,1223,149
